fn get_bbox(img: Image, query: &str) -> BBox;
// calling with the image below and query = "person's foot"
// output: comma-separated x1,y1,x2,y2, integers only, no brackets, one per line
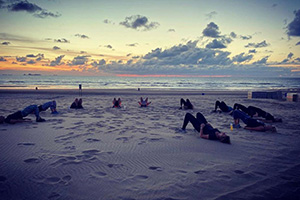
233,124,241,128
36,118,46,122
175,128,186,133
51,111,59,114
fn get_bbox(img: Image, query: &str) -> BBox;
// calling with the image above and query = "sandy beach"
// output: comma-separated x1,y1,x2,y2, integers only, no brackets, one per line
0,89,300,200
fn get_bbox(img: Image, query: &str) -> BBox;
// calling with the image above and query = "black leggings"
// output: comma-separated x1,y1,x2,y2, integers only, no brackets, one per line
248,106,275,121
182,112,208,132
215,101,229,112
233,103,249,114
180,98,193,109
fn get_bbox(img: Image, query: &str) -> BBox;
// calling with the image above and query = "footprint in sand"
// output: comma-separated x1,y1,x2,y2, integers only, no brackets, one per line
132,175,148,181
84,138,101,143
18,142,35,146
234,170,244,174
24,158,40,164
48,192,60,199
92,171,107,178
0,176,7,182
149,166,162,171
194,170,206,174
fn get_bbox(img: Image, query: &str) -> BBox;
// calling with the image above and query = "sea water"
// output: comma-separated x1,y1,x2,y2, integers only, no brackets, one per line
0,75,300,91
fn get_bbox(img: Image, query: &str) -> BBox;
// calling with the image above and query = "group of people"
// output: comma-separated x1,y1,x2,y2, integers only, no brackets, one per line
0,97,282,146
179,99,281,144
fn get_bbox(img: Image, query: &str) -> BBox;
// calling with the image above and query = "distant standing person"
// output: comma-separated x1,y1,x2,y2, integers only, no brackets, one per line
180,112,231,144
180,98,193,109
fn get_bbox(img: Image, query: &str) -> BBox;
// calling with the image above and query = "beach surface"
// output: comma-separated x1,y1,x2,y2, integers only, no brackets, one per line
0,89,300,200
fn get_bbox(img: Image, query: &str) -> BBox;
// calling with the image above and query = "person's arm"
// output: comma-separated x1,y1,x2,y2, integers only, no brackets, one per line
200,123,209,139
244,126,265,132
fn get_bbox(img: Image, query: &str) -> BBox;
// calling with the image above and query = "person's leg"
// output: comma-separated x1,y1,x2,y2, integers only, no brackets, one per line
78,99,83,109
182,113,201,132
21,105,39,118
180,98,186,108
234,103,249,114
233,110,250,124
196,112,208,124
219,101,229,112
214,101,220,111
186,99,193,109
41,101,56,112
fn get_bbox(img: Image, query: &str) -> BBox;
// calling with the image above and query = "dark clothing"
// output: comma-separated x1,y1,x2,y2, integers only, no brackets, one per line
70,102,83,109
233,110,265,127
215,101,232,112
180,98,193,109
233,103,249,114
248,106,275,121
4,111,23,124
182,112,219,140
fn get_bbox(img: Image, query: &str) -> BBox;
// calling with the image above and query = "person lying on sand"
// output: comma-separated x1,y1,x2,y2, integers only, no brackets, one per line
212,100,233,113
0,105,46,124
180,98,193,109
112,98,122,108
38,100,58,114
70,98,83,109
139,97,151,107
233,103,282,122
232,110,276,132
180,112,231,144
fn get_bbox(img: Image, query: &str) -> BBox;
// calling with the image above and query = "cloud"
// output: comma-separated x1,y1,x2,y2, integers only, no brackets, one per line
230,32,237,38
0,57,7,61
245,40,269,48
53,46,60,50
91,59,106,68
3,0,61,18
232,53,253,63
1,41,10,45
120,15,160,31
27,59,35,64
240,35,252,40
287,52,294,59
16,56,27,62
26,53,43,58
248,49,257,53
296,41,300,45
103,19,113,24
70,55,89,66
202,22,221,38
205,39,226,49
126,43,138,47
50,55,64,66
75,34,89,39
104,45,113,49
287,9,300,37
168,29,175,32
252,56,269,65
54,38,69,43
205,11,217,20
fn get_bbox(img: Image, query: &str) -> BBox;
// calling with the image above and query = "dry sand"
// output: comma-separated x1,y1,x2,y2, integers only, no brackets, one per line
0,89,300,200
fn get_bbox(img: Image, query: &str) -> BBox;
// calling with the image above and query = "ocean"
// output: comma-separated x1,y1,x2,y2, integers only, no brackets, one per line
1,75,300,91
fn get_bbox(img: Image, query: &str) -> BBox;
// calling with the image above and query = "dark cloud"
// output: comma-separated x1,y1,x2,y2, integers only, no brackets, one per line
75,34,89,39
205,39,227,49
248,49,257,54
91,59,106,67
120,15,159,31
202,22,221,38
16,56,26,62
103,19,113,24
168,29,175,32
53,46,60,50
126,53,132,57
70,55,89,66
252,56,269,65
104,45,113,49
3,0,61,18
126,43,138,47
34,10,61,18
27,59,35,64
296,41,300,45
54,38,69,43
232,53,253,63
245,40,269,48
132,56,140,59
50,55,64,66
205,11,217,20
272,4,277,8
287,9,300,37
230,32,237,38
1,41,10,45
0,57,7,61
240,35,252,40
80,51,87,54
287,52,294,59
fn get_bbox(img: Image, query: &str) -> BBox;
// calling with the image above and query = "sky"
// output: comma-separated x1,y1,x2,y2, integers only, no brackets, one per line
0,0,300,77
